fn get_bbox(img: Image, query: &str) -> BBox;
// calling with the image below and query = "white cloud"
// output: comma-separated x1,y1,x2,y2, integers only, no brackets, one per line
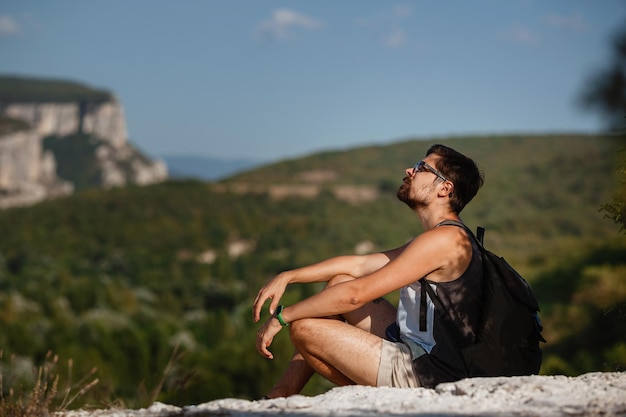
544,14,589,32
356,4,414,49
0,14,21,36
505,25,540,45
392,4,413,19
256,9,322,40
380,28,407,48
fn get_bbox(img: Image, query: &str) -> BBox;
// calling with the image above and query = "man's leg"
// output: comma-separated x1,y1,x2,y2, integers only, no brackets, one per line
264,351,315,398
319,273,397,337
264,274,396,398
290,317,385,386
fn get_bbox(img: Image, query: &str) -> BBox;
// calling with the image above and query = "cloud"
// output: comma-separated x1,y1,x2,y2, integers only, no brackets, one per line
504,25,540,45
544,14,589,32
392,4,413,19
356,4,413,49
256,9,322,40
0,14,21,36
380,28,407,48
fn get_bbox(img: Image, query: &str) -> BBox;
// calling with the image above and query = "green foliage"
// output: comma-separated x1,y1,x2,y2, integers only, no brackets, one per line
0,117,31,136
0,76,112,103
600,149,626,232
43,134,103,190
0,134,624,408
42,133,154,191
537,246,626,375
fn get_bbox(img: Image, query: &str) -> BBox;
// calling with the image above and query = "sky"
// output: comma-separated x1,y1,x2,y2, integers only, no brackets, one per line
0,1,625,163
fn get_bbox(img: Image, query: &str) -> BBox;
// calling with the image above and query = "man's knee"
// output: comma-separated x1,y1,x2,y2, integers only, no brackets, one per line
289,318,315,346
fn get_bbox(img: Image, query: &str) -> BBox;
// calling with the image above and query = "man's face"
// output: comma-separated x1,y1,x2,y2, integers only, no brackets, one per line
397,155,444,209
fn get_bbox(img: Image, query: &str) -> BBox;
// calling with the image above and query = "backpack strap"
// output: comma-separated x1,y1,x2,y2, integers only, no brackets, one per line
477,226,485,246
419,277,467,333
420,278,447,314
437,220,485,250
419,280,428,331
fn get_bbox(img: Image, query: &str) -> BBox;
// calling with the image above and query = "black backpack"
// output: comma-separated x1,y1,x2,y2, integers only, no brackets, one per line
422,220,546,377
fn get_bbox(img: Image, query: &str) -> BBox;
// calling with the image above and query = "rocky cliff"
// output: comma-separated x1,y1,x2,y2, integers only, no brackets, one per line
0,76,167,209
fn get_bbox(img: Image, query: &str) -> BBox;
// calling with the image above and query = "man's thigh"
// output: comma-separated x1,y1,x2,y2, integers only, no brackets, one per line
291,318,384,386
342,297,396,337
324,275,396,337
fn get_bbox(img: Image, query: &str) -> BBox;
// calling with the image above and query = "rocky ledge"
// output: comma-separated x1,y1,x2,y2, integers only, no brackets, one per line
59,372,626,417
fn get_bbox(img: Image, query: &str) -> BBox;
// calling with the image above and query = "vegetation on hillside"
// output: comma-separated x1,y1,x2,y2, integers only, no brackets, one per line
42,134,104,190
0,134,625,411
0,117,31,136
42,133,155,191
0,76,112,103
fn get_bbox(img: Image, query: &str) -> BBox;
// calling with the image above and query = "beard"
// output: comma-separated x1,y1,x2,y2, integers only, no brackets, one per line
397,177,435,210
397,179,418,210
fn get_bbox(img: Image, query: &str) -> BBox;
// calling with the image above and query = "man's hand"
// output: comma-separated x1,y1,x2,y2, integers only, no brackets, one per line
255,316,283,359
253,273,289,322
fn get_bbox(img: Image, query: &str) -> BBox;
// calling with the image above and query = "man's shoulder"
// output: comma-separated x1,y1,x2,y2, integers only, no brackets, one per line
423,223,469,242
407,225,469,256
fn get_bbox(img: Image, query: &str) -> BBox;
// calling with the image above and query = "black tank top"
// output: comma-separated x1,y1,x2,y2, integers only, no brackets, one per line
411,224,483,388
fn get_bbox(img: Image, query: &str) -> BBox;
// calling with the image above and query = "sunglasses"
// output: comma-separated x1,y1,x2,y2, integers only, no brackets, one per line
412,161,450,183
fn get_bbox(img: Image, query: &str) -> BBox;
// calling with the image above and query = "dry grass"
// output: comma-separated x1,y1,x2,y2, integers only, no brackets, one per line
0,350,99,417
0,345,183,416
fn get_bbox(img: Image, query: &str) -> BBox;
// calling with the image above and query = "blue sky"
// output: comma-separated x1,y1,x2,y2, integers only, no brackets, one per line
0,1,624,162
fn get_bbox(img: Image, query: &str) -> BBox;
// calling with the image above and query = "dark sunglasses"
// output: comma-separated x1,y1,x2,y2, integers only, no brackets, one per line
412,161,450,183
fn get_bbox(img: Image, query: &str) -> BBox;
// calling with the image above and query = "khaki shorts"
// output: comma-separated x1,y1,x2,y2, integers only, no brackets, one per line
376,339,421,388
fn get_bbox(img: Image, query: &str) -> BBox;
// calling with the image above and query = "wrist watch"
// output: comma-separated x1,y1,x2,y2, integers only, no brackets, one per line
274,305,289,327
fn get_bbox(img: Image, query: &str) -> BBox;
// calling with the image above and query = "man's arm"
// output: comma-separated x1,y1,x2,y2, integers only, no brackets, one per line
255,227,469,358
280,226,470,322
252,242,410,323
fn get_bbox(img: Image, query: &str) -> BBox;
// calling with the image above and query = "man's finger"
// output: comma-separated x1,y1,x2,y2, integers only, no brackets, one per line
269,300,278,315
257,338,273,359
253,294,267,322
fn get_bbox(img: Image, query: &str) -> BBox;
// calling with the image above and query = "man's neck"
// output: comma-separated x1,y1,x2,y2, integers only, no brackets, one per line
416,208,460,231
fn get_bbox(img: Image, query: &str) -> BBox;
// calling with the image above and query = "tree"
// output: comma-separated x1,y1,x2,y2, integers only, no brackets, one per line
600,155,626,233
580,25,626,132
580,23,626,232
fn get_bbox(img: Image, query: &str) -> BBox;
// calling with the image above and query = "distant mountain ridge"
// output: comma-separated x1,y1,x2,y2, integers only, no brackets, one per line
162,155,264,181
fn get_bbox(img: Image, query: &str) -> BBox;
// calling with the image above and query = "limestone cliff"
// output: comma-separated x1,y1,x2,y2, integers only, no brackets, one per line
0,76,167,208
0,128,73,208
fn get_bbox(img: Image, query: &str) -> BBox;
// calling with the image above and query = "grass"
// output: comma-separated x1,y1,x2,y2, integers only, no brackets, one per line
0,345,184,416
0,350,99,417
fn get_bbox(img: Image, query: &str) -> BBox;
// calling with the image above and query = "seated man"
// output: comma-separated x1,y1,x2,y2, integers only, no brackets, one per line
253,144,484,397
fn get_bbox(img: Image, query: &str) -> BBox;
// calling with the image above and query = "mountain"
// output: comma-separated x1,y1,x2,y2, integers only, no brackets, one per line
161,155,264,181
0,75,167,208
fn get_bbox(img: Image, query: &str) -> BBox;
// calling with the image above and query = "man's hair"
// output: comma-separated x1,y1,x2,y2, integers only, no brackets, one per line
426,144,484,214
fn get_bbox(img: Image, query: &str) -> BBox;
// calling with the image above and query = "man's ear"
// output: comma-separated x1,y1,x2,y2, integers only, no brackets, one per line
439,181,454,197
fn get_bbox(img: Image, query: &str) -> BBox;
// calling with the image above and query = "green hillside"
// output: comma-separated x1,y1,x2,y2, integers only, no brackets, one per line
0,75,112,103
225,134,624,273
0,134,624,409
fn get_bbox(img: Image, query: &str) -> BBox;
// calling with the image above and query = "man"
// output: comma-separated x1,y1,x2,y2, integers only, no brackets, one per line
253,144,484,397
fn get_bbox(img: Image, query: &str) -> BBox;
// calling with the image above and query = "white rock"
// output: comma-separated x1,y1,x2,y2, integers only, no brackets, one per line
58,372,626,417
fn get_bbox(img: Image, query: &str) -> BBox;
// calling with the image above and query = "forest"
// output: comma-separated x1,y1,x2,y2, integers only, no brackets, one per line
0,133,624,410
